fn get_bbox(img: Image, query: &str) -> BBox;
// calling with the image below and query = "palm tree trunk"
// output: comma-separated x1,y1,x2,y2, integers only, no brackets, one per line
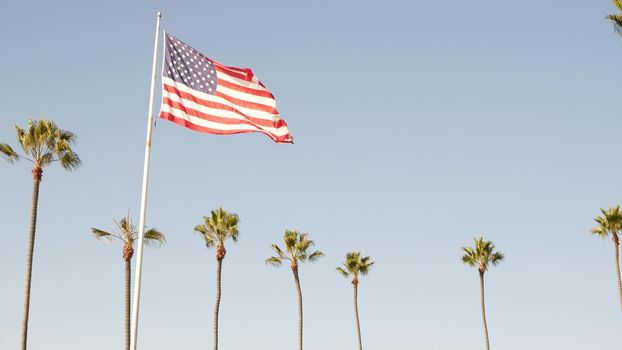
479,271,490,350
353,281,363,350
214,258,223,350
125,260,131,350
21,167,42,350
612,234,622,313
292,267,303,350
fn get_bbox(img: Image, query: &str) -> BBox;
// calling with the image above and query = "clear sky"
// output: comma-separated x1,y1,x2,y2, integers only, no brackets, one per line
1,1,621,349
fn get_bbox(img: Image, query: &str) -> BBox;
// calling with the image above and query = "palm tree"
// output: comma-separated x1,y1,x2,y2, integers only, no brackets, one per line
266,230,323,350
607,0,622,34
461,237,504,350
193,207,240,350
91,215,165,350
591,205,622,313
0,119,80,350
336,251,374,350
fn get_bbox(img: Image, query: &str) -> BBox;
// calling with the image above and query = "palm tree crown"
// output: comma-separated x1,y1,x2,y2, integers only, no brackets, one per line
91,215,166,261
462,237,505,274
0,119,81,174
337,251,374,283
591,205,622,240
194,207,240,260
266,230,324,269
608,0,622,34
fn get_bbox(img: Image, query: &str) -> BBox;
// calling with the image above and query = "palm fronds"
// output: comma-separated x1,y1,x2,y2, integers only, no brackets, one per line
267,229,323,268
337,251,374,279
608,0,622,35
193,207,240,249
6,119,81,170
591,205,622,239
91,214,165,258
0,143,19,163
461,237,504,273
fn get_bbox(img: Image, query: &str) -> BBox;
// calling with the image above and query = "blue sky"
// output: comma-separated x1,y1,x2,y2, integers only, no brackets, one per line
1,1,621,349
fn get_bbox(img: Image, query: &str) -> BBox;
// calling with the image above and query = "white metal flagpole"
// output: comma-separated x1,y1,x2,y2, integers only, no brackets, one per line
130,11,162,350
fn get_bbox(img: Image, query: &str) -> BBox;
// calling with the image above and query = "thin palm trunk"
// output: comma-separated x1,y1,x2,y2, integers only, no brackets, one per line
613,234,622,313
353,281,363,350
479,271,490,350
21,167,42,350
214,258,223,350
292,267,303,350
124,260,131,350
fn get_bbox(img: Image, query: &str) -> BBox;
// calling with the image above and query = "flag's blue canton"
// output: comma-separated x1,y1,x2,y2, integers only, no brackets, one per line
163,34,217,95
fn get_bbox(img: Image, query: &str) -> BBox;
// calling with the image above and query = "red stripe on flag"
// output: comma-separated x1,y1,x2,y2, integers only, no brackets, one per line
217,78,274,99
213,91,278,114
162,95,287,129
160,112,292,143
163,84,282,123
214,63,253,81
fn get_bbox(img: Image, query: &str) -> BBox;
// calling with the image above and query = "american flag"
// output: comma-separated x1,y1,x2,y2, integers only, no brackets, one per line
159,33,293,143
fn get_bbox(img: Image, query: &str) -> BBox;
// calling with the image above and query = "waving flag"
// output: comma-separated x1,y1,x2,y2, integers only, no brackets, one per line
159,33,293,143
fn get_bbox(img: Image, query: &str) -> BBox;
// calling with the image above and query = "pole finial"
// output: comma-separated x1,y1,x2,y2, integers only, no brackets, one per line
156,11,162,18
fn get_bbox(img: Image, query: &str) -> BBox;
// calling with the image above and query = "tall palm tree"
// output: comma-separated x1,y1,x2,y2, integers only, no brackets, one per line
266,230,323,350
336,251,374,350
91,215,165,350
461,237,504,350
0,119,80,350
591,205,622,313
194,207,240,350
607,0,622,34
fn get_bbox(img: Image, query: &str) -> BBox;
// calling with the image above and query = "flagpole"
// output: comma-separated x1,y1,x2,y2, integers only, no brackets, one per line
130,11,162,350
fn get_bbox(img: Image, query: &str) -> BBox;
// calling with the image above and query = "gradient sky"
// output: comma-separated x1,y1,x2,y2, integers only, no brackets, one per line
1,1,621,349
